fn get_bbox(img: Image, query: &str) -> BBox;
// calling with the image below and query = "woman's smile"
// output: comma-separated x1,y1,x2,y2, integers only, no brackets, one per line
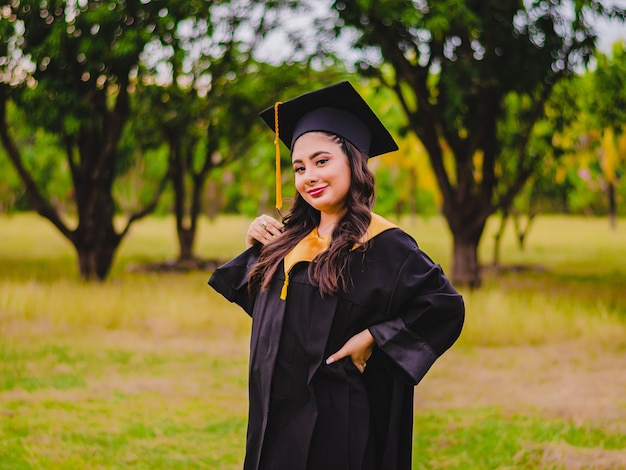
307,186,328,197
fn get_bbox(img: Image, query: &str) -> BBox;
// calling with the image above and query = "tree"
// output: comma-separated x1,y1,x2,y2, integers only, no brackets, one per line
586,42,626,228
490,82,577,266
0,0,238,280
134,1,330,266
328,0,626,286
130,4,256,265
538,44,626,226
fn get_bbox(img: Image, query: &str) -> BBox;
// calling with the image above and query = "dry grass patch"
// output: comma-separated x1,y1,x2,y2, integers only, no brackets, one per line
516,440,626,469
417,342,626,431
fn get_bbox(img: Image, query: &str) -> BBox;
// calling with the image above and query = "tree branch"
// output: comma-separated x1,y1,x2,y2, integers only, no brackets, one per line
118,166,170,239
0,85,73,240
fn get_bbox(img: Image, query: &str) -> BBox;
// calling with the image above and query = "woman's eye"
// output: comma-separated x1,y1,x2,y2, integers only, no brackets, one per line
316,158,328,166
293,166,305,174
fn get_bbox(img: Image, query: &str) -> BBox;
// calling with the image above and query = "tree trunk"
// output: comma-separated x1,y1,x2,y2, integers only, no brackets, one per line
492,209,509,267
513,210,537,251
170,150,202,262
75,233,119,281
451,233,482,288
409,167,418,218
177,226,196,262
608,181,617,230
169,123,217,264
447,213,486,288
72,179,121,280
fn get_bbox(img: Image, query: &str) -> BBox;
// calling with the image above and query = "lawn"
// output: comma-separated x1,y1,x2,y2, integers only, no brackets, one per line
1,213,625,469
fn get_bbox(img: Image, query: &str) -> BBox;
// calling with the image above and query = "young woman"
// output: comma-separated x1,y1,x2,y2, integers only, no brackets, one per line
209,81,465,470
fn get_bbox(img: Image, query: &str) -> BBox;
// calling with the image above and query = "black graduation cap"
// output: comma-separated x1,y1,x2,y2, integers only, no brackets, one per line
259,81,398,209
260,81,398,157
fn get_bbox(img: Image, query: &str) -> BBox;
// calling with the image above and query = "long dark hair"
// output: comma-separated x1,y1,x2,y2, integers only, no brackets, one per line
249,132,375,296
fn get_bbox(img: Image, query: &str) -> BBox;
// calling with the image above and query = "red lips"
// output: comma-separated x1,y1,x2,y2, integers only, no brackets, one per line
307,186,327,197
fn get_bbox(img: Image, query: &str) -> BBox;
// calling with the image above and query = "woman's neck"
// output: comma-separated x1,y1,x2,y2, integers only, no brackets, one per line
318,212,343,238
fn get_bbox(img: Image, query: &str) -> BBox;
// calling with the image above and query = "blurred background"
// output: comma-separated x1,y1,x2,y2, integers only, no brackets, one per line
1,1,625,468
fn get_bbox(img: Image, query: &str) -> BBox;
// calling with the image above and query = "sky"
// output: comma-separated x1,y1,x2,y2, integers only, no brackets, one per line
254,1,626,65
595,0,626,53
595,16,626,54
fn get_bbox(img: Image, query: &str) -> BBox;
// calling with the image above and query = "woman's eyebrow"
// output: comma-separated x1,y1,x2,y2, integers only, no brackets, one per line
292,150,329,164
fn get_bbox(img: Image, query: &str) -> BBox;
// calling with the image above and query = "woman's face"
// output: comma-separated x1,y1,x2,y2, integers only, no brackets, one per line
291,132,351,218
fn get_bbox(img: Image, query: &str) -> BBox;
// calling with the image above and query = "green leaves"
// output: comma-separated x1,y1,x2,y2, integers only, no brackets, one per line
593,42,626,133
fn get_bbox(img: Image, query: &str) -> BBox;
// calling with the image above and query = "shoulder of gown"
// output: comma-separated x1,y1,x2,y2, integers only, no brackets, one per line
208,244,262,316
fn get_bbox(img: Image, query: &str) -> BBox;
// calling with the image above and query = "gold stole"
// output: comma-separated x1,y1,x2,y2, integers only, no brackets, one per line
280,213,398,300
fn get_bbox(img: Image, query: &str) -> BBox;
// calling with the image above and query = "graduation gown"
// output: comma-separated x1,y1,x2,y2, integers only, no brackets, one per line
208,214,465,470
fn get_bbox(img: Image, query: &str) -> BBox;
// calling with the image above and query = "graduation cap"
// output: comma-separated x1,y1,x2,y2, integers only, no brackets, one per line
259,81,398,209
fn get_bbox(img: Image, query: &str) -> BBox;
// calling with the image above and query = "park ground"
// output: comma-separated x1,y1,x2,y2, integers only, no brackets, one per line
1,213,625,469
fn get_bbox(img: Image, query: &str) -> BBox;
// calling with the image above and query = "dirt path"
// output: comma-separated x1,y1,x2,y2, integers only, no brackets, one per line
415,342,626,468
416,342,626,428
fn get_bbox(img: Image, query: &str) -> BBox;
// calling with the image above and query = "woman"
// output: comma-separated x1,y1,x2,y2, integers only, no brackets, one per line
209,81,465,470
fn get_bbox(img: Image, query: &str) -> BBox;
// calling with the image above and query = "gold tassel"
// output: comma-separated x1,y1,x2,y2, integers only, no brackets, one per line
280,273,289,300
274,101,283,210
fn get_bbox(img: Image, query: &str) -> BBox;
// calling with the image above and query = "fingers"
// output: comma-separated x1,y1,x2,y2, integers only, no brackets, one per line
262,216,284,238
325,329,375,374
326,350,368,373
245,215,284,248
325,341,350,365
325,352,342,365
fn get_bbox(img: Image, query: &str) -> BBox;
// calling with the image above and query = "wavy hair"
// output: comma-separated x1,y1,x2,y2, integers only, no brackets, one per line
248,132,375,296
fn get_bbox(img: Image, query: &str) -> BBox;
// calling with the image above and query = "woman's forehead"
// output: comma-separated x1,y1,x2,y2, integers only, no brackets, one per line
291,133,341,159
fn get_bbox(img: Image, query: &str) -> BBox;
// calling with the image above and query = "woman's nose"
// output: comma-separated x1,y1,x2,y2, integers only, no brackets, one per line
305,168,318,183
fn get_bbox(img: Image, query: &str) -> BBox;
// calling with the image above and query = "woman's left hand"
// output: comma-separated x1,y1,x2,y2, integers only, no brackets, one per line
325,329,375,374
245,214,284,249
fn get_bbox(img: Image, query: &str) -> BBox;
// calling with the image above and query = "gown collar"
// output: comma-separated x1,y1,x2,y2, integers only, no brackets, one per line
280,213,397,300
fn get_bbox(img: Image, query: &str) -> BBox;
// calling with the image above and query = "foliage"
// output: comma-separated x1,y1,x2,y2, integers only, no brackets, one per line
362,82,442,217
0,0,309,279
2,1,625,281
125,3,304,261
325,0,626,286
539,43,626,219
1,0,219,279
590,41,626,134
0,104,32,212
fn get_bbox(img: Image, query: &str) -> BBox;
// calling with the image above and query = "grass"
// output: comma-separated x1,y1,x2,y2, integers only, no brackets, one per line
1,212,626,469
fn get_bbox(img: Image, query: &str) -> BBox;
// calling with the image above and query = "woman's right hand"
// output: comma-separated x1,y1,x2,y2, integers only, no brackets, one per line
245,215,284,249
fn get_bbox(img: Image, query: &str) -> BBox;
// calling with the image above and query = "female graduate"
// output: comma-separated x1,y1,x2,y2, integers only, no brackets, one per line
208,81,465,470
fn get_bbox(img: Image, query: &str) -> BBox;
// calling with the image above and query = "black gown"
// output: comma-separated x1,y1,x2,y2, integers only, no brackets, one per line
208,214,465,470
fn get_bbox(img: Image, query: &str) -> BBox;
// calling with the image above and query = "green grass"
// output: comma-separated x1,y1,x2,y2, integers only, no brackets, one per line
1,213,626,469
412,409,626,469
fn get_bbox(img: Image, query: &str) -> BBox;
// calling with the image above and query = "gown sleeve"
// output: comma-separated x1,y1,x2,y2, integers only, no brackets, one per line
207,244,262,316
367,248,465,385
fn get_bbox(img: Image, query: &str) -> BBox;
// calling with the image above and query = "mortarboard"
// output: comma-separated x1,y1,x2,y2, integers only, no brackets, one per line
259,81,398,209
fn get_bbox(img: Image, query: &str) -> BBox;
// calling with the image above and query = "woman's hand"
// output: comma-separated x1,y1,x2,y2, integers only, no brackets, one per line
245,215,284,249
326,329,375,374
